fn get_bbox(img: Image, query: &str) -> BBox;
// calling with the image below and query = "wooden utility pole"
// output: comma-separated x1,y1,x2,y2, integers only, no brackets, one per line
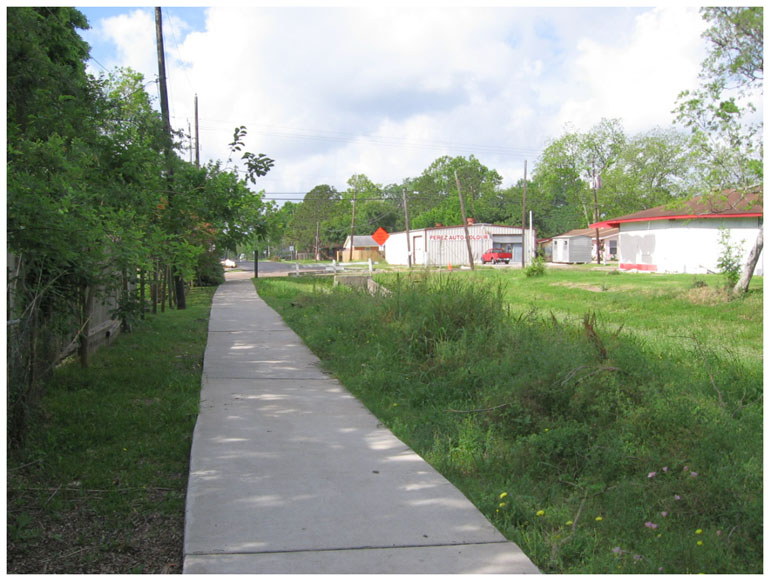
402,188,412,268
348,190,357,262
521,160,527,268
592,166,601,264
155,8,171,146
454,170,475,270
194,94,200,167
155,7,185,309
187,121,192,163
315,221,320,261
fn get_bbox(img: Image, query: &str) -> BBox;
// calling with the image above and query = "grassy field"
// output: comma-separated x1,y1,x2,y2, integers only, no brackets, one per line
7,286,216,574
255,267,762,574
384,266,763,362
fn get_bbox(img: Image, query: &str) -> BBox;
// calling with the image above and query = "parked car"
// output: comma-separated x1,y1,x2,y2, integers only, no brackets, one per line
221,258,236,268
481,248,512,264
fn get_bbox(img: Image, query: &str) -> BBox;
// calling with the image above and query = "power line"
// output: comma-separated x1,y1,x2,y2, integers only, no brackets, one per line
162,7,196,93
181,118,544,158
260,191,525,202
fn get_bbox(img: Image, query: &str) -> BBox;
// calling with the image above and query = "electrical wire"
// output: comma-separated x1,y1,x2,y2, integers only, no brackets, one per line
190,119,544,158
162,8,195,89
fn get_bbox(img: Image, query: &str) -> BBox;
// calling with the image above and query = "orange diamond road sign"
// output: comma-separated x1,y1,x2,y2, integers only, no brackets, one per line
372,227,389,247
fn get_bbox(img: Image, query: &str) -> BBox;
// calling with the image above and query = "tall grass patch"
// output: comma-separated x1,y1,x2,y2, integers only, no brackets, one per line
256,273,762,574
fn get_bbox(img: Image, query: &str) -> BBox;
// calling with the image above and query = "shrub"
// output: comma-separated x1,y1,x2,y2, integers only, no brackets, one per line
716,229,743,290
524,256,546,277
195,251,225,286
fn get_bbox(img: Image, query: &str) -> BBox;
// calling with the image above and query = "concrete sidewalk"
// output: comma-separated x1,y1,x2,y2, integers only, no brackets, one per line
182,273,540,574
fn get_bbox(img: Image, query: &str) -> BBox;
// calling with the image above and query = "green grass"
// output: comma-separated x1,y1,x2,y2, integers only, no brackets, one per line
379,267,763,363
7,286,216,574
255,270,762,574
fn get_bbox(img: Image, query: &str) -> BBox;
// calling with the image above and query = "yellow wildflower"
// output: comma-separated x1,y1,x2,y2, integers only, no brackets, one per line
595,516,603,522
536,510,545,517
499,492,508,499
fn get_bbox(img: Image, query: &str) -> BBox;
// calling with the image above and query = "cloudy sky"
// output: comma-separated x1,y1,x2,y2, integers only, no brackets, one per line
75,3,711,204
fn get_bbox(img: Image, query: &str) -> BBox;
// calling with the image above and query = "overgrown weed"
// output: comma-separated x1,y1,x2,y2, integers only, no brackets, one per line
256,274,761,574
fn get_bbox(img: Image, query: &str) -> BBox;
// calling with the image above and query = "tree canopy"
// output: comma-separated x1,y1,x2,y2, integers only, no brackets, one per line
7,7,276,444
674,7,763,191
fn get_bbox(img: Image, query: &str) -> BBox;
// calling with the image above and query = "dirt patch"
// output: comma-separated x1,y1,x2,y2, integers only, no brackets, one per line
684,285,730,306
8,482,184,574
550,281,607,293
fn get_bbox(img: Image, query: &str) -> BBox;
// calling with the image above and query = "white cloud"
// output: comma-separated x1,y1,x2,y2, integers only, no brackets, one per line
97,9,156,73
82,6,711,195
553,6,708,135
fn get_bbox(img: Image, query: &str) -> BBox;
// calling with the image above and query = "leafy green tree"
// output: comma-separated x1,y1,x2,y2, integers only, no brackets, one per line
530,120,707,240
7,7,92,139
7,7,103,445
335,174,397,246
599,128,698,216
674,7,763,293
675,7,762,190
410,155,503,227
533,129,598,230
6,8,277,448
287,185,341,257
257,201,297,258
411,197,463,229
578,118,627,233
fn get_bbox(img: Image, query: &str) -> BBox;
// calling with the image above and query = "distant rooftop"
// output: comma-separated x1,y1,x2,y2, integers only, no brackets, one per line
592,188,763,229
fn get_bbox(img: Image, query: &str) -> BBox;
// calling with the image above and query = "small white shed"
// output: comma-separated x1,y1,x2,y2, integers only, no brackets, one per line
552,229,592,263
552,228,618,264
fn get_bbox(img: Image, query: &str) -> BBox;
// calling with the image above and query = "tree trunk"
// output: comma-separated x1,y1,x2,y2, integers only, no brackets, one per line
168,265,175,309
78,285,95,368
734,226,763,294
160,264,167,313
140,269,146,320
174,275,186,310
151,261,158,315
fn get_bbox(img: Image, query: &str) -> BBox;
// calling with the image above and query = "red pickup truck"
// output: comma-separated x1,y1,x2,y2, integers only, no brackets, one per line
481,248,512,264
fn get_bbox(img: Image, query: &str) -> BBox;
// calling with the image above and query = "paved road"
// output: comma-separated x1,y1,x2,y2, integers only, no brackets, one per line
183,272,540,574
231,260,328,277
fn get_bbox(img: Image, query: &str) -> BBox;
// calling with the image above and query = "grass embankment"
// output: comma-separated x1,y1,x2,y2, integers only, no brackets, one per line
7,286,216,574
255,271,762,574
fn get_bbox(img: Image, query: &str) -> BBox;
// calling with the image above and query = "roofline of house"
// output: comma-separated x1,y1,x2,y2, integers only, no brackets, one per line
386,222,531,236
553,227,618,239
591,212,763,229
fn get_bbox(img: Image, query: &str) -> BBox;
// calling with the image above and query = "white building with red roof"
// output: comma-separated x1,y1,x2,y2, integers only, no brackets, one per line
591,188,763,275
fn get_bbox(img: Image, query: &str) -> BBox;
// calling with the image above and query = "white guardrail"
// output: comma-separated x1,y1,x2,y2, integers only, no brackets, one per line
289,259,375,276
325,259,374,273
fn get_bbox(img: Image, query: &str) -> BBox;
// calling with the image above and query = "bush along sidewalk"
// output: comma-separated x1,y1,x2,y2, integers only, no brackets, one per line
255,274,762,574
7,286,216,574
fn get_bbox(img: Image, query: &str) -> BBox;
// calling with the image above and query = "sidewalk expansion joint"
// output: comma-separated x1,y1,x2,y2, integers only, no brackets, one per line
208,329,295,333
208,375,335,381
187,540,512,557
